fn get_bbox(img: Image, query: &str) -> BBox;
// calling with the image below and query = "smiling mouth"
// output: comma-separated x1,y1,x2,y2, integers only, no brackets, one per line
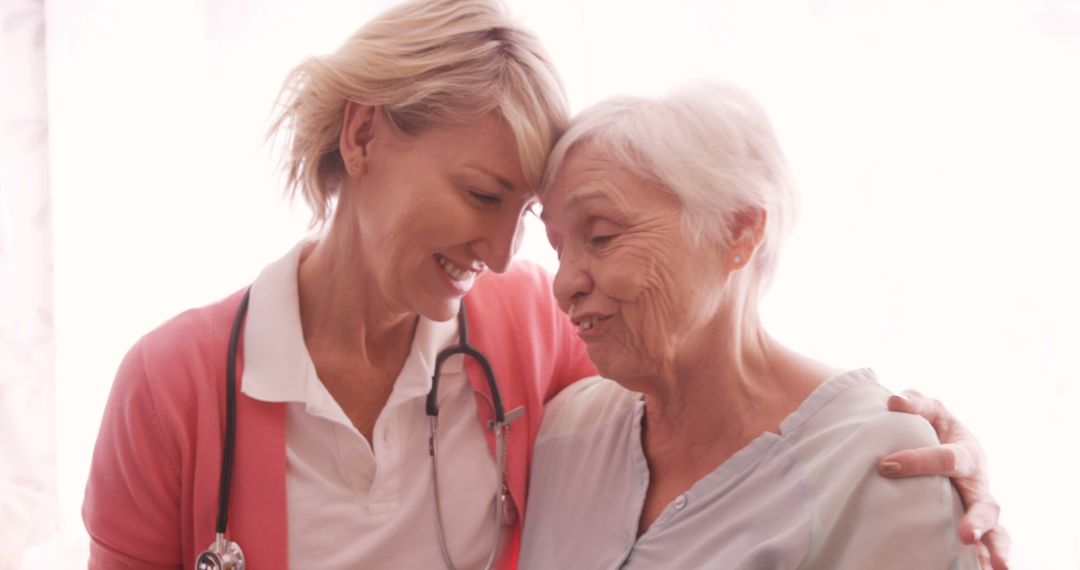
435,254,480,282
576,315,609,333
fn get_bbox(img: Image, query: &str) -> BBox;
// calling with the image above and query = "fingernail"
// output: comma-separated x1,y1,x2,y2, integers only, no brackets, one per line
893,392,911,401
881,461,902,475
972,527,982,542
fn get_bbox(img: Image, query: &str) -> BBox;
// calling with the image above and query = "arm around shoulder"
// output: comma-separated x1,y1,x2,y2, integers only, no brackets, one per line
802,411,980,570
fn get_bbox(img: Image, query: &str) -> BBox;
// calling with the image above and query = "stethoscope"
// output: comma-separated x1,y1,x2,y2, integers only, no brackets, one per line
196,289,520,570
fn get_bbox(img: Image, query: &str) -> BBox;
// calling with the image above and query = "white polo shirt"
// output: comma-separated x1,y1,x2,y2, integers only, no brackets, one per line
241,242,501,568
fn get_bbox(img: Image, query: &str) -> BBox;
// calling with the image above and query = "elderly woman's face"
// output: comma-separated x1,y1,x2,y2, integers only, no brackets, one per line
543,144,727,385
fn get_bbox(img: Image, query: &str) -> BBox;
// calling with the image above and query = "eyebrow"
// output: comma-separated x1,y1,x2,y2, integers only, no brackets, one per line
540,190,609,223
464,164,518,193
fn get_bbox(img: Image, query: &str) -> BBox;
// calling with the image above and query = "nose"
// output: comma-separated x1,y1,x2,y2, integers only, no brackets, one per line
552,246,591,314
470,208,525,273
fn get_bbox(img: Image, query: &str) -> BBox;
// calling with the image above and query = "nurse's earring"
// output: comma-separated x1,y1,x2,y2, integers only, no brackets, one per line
340,100,375,178
733,255,744,265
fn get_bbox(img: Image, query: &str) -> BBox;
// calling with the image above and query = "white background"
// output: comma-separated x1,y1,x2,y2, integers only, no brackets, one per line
10,0,1080,567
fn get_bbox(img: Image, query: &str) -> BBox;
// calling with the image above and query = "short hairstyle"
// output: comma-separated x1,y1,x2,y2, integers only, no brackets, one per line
270,0,569,225
540,80,799,295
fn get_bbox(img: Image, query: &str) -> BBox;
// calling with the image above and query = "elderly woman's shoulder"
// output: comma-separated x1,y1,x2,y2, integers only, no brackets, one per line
784,369,940,463
782,370,975,568
537,376,640,444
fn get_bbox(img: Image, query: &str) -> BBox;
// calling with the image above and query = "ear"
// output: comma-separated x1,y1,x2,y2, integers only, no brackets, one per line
728,207,767,270
340,101,377,176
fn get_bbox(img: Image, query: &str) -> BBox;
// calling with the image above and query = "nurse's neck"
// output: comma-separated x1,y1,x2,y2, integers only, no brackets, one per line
297,226,418,379
297,227,419,444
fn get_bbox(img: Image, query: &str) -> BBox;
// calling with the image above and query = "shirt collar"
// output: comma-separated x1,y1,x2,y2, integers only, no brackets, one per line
241,241,465,408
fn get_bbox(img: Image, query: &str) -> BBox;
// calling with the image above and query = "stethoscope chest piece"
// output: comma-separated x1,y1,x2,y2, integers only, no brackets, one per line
196,534,245,570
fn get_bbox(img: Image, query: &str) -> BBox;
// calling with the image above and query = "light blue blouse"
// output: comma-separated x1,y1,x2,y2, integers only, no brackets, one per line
520,369,978,569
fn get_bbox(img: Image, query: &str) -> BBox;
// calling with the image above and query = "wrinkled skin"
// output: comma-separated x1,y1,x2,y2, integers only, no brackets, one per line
543,146,733,394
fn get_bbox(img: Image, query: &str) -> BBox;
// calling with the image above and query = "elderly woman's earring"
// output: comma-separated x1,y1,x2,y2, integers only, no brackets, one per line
349,162,359,173
734,255,744,265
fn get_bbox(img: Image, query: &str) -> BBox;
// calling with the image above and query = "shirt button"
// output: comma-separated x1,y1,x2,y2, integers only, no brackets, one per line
673,495,687,510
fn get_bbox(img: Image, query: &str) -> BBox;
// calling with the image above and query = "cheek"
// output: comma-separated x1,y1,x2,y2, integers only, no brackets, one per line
372,213,418,259
597,240,691,358
376,195,452,253
593,253,648,301
636,266,694,358
594,232,675,299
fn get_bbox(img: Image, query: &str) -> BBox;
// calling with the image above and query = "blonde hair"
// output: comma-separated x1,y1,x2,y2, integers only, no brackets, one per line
270,0,569,225
541,81,799,296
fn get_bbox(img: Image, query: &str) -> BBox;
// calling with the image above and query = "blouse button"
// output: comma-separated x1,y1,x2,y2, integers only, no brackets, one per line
673,495,687,510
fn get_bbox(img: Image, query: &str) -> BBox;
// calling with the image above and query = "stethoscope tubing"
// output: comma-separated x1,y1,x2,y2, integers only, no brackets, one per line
217,288,250,534
426,300,506,424
211,291,506,570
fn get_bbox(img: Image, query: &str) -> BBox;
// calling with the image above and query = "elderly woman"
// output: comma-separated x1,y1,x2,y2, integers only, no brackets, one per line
84,1,1003,568
521,81,983,569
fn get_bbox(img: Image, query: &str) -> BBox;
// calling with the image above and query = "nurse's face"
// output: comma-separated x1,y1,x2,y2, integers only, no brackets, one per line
345,111,533,322
543,143,728,388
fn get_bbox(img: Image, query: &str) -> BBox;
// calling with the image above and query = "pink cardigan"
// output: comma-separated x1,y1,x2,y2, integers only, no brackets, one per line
83,261,595,569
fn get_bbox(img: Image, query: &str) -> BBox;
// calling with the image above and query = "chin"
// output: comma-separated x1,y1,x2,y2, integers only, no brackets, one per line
421,298,462,323
589,350,629,382
590,349,658,393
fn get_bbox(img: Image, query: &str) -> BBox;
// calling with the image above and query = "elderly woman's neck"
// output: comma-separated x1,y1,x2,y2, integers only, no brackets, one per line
640,310,834,472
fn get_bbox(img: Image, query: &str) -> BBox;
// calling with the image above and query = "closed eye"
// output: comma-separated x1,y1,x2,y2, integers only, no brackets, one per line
590,234,615,247
468,189,502,205
585,217,622,248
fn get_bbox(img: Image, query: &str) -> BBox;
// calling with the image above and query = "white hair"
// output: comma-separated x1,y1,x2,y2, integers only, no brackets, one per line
541,80,799,295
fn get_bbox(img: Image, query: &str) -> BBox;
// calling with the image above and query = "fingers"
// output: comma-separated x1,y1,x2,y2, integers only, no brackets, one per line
886,389,922,414
887,389,955,429
887,388,1008,568
975,541,991,570
957,500,1007,569
879,443,977,478
983,526,1012,570
957,500,1002,544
